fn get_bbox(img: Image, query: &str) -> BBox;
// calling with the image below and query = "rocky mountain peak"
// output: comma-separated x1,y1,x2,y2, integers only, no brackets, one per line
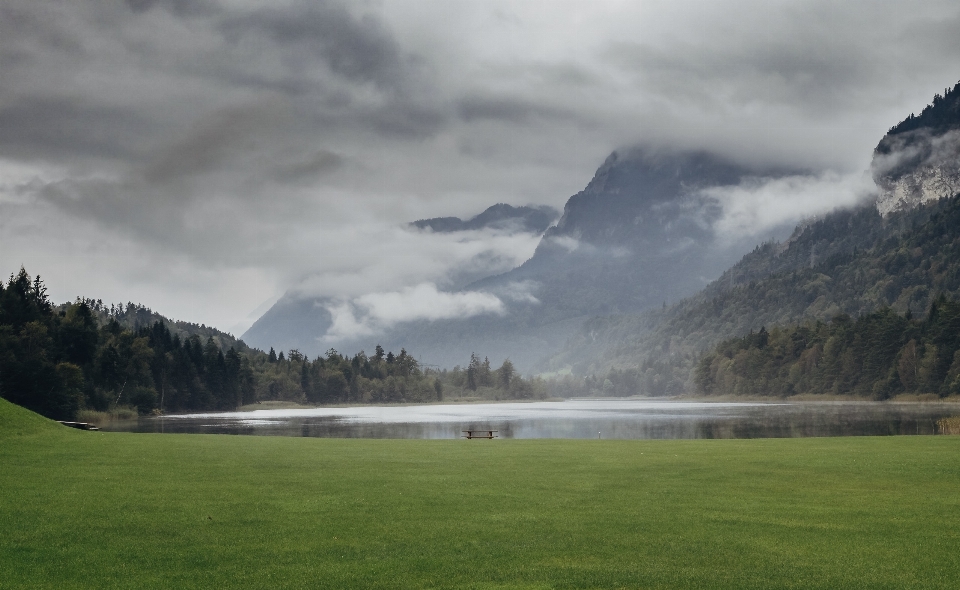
549,147,780,247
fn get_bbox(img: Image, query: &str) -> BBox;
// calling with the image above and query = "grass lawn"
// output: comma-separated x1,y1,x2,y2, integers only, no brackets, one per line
2,398,959,589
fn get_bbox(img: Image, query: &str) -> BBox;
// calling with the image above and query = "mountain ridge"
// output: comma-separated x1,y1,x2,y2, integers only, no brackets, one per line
411,203,559,234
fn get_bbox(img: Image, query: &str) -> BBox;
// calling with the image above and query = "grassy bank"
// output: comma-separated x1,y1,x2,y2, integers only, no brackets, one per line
2,398,959,589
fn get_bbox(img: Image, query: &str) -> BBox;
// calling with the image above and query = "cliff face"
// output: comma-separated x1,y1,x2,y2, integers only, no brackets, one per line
873,128,960,215
873,81,960,215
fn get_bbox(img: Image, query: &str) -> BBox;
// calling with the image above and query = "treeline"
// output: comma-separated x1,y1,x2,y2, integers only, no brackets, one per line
542,364,685,398
882,79,960,139
695,296,960,399
443,353,546,400
0,267,548,421
272,345,442,405
0,267,264,420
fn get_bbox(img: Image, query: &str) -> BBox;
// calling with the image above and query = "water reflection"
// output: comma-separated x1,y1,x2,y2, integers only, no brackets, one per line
101,399,960,439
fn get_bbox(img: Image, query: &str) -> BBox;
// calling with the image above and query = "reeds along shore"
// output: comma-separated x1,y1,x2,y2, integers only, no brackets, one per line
937,415,960,434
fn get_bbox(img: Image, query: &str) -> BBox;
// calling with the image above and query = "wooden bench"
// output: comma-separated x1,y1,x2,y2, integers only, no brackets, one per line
462,430,498,439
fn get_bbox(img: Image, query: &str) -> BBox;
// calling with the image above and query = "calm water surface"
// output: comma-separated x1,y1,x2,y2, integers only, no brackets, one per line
102,399,960,439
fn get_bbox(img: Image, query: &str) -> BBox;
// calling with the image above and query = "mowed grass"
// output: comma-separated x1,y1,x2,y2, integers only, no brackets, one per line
2,398,960,589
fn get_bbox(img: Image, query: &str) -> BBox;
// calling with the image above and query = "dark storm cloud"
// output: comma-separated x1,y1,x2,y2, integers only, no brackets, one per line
124,0,217,18
271,150,344,183
456,96,573,124
142,102,292,185
0,0,448,175
218,3,407,90
0,97,153,161
0,2,83,55
208,2,451,140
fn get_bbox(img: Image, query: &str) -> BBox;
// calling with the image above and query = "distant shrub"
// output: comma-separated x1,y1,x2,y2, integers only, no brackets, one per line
936,416,960,435
77,407,138,425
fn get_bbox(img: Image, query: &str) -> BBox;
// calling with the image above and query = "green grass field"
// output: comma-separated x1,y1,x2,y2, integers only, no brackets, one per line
2,397,960,589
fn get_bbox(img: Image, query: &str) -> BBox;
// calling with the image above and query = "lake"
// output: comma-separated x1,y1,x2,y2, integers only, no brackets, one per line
101,399,960,439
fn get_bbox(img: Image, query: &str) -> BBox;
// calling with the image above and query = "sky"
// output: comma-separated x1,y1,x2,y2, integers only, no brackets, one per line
1,0,959,335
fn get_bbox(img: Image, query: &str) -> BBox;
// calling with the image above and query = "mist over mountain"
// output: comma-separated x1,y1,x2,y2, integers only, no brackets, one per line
468,149,802,320
245,79,960,374
244,148,803,370
412,204,559,234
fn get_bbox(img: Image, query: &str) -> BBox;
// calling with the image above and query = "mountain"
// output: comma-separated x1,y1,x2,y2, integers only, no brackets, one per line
244,148,800,370
542,199,947,392
412,203,558,234
247,79,960,376
546,81,960,394
239,296,333,357
468,148,797,322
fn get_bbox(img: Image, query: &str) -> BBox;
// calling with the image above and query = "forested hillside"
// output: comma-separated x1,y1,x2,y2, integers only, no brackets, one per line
67,299,253,356
544,194,960,395
696,297,960,398
0,268,263,419
0,268,543,420
877,80,960,148
540,80,960,397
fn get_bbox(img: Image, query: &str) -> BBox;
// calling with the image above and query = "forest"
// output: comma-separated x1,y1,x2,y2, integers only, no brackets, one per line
0,267,545,421
695,296,960,398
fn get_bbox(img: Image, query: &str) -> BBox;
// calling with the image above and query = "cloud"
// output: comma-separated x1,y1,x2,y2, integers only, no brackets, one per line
142,101,293,184
270,149,344,183
542,235,581,253
2,0,960,335
324,283,503,341
489,280,541,305
290,223,545,300
218,2,408,90
703,172,877,243
596,0,960,170
872,128,960,181
455,95,574,124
